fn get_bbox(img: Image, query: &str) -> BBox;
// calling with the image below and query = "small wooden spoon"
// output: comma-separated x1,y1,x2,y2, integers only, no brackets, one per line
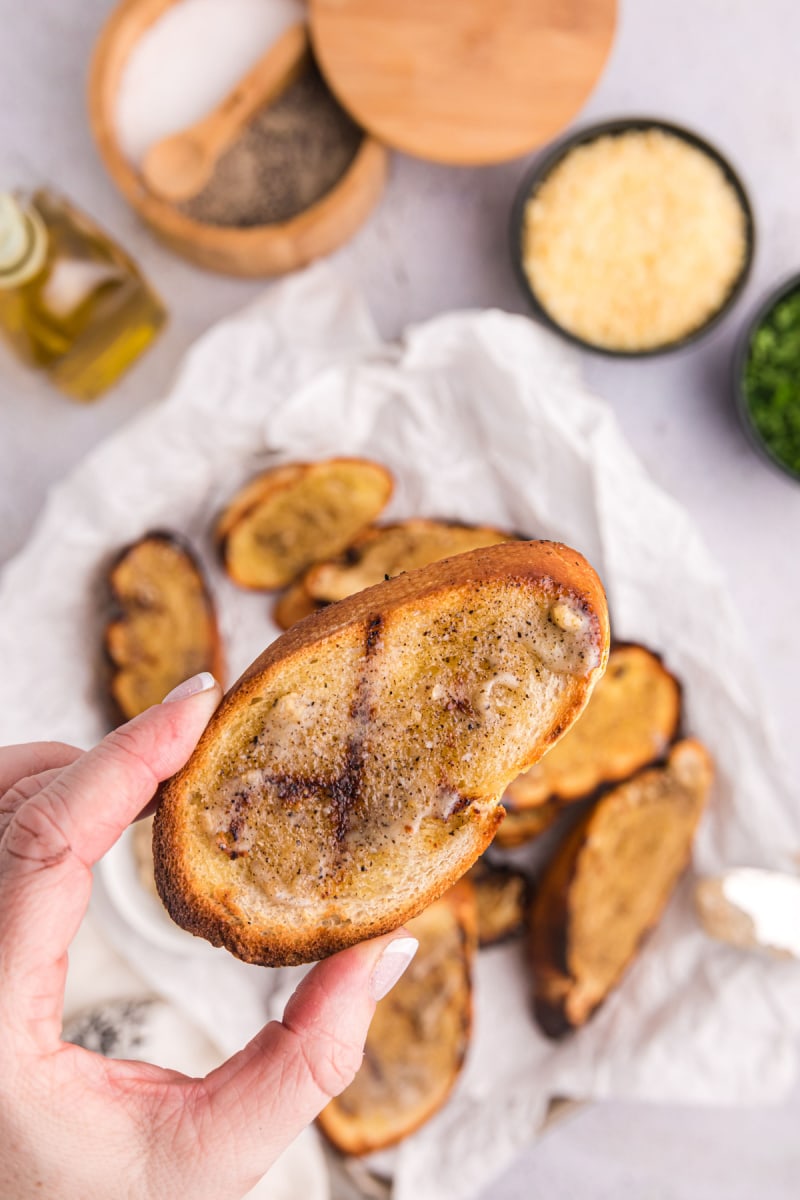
142,23,310,204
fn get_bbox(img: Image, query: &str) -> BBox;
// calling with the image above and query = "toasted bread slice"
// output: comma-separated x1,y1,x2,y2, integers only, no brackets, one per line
530,739,712,1038
469,862,528,946
493,797,563,848
153,540,609,966
272,579,325,630
318,881,477,1155
304,519,515,603
104,532,224,722
217,458,393,590
505,644,681,813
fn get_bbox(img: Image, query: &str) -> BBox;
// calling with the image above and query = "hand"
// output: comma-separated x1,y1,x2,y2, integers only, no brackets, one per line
0,674,418,1200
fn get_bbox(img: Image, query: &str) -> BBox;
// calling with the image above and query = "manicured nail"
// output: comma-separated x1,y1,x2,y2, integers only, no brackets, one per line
370,937,419,1001
162,672,218,704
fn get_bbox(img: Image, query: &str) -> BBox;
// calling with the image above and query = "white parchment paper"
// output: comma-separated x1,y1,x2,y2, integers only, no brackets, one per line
1,265,799,1200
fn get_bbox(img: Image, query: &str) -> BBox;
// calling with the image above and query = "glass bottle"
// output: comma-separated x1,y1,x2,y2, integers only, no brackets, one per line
0,190,166,401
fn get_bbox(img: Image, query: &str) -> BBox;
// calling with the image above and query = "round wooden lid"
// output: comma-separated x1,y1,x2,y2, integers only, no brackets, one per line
308,0,617,165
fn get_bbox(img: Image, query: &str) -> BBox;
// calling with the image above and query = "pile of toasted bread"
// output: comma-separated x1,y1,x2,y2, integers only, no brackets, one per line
100,456,713,1158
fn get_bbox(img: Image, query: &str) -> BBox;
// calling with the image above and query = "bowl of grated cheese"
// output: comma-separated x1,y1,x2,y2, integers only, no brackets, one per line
511,118,755,357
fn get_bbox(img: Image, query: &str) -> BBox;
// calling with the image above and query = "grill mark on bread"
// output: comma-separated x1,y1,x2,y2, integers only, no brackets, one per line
332,614,384,841
237,615,388,848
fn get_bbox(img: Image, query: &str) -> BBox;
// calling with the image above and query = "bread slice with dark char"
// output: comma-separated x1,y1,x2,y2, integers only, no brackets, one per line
154,540,609,967
105,531,224,722
318,880,477,1155
530,738,712,1038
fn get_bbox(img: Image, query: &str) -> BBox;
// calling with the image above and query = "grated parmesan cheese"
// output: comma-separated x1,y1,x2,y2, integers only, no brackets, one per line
521,128,748,352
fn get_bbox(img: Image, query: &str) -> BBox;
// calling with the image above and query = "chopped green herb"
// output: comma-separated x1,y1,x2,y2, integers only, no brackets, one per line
743,289,800,476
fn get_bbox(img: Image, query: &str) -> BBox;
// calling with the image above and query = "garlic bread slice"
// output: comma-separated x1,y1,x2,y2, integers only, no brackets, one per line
154,540,609,966
105,532,224,722
530,739,712,1038
217,458,393,590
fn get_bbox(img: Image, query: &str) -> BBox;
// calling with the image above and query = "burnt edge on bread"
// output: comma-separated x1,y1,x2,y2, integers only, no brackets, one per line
529,741,710,1039
102,529,224,727
153,540,610,966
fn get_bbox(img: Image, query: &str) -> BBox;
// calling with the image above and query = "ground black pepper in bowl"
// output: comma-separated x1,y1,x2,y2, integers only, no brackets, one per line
181,62,363,228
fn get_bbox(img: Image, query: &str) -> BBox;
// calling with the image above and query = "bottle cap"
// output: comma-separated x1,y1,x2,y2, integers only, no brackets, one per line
0,193,48,288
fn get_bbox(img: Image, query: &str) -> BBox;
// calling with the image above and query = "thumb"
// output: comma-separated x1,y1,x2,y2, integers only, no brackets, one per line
196,932,419,1184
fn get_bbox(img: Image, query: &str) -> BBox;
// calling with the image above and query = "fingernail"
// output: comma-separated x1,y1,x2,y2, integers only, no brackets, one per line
370,936,419,1001
162,672,218,704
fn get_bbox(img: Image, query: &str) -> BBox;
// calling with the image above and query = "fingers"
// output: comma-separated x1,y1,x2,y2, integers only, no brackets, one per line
0,675,222,1040
0,741,82,798
1,675,221,877
195,932,418,1188
1,764,78,848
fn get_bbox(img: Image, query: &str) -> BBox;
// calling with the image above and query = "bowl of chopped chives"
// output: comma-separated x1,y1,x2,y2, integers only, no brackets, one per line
510,118,755,357
733,275,800,483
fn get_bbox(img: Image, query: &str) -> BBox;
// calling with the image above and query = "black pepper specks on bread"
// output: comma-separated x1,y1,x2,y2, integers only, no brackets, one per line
153,541,610,967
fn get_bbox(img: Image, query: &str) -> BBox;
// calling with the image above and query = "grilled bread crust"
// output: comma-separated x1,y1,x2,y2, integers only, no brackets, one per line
154,540,609,966
318,881,477,1155
217,458,393,590
530,739,713,1038
105,531,224,723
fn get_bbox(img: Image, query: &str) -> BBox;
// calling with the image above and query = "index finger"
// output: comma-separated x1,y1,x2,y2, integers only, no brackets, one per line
0,680,221,1046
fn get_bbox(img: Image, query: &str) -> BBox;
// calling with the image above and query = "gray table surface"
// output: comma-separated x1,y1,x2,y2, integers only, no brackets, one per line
2,0,800,1195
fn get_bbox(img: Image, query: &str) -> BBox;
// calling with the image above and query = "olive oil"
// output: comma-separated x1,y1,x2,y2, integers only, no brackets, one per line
0,190,165,400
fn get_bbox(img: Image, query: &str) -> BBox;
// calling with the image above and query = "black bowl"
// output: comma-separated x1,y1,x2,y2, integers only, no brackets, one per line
732,272,800,484
510,117,756,358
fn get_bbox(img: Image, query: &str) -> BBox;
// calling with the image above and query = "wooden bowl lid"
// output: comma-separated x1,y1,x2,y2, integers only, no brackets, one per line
308,0,617,165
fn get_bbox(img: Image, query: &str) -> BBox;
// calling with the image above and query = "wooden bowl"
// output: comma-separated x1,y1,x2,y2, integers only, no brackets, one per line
88,0,388,277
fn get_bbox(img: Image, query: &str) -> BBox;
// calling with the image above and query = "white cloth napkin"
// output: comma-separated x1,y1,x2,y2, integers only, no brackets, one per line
1,264,799,1200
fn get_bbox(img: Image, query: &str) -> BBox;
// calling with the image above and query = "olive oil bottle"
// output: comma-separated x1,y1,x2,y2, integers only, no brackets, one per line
0,190,165,401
